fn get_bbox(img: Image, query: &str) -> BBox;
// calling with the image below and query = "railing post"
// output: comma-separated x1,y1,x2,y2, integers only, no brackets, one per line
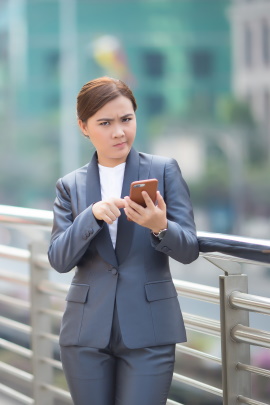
29,241,54,405
219,270,251,404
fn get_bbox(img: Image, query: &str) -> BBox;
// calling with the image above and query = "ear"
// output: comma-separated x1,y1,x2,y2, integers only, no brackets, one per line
78,119,89,137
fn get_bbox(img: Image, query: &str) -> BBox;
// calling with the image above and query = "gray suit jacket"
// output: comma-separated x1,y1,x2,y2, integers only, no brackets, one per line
48,148,199,349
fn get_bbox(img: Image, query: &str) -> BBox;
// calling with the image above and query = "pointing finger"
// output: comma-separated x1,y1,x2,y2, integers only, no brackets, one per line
112,198,126,209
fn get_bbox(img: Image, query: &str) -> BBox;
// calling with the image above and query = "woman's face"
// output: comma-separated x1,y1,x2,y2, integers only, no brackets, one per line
78,96,136,167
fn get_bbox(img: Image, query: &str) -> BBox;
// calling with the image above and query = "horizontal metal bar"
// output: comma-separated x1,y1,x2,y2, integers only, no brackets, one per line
39,307,63,319
0,208,267,247
176,344,221,364
34,253,51,269
0,293,30,309
183,312,220,337
0,316,31,334
39,332,59,343
232,324,270,348
0,382,34,404
237,362,270,378
0,245,30,262
40,356,63,370
173,279,219,304
197,231,270,248
0,338,32,358
167,399,183,405
230,291,270,315
41,384,72,402
38,280,69,298
0,361,33,382
0,204,53,227
237,395,268,405
173,372,223,397
0,269,29,285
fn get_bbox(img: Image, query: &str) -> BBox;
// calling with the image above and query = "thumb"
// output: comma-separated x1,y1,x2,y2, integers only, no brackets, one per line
156,191,166,210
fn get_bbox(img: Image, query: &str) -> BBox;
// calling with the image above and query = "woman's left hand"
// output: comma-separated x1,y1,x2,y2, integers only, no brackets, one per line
124,191,167,233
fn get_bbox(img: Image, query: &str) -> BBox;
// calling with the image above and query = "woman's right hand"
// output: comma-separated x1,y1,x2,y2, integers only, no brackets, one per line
92,198,126,224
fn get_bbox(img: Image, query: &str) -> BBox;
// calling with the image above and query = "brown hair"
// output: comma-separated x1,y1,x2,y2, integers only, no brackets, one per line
77,77,137,122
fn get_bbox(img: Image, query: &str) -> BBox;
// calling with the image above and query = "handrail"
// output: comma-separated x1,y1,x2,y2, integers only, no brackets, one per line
176,344,221,364
237,395,268,405
1,204,270,262
230,291,270,315
231,324,270,348
237,363,270,379
198,233,270,264
0,338,32,358
0,316,31,334
0,269,29,285
0,383,34,404
173,373,223,397
1,204,270,405
0,245,30,262
174,279,219,304
0,293,30,309
0,361,33,383
0,204,53,227
183,312,220,336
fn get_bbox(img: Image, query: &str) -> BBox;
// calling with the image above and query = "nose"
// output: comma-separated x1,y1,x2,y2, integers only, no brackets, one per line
112,125,125,138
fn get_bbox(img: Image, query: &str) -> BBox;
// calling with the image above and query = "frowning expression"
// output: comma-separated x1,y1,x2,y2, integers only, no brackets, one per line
78,96,136,167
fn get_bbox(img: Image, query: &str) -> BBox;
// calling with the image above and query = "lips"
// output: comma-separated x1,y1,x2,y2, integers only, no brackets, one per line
113,141,127,147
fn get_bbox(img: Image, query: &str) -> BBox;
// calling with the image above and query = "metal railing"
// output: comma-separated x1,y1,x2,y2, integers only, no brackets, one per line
0,204,270,405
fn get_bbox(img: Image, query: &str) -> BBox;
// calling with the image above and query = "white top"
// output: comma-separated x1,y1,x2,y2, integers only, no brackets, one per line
98,162,126,249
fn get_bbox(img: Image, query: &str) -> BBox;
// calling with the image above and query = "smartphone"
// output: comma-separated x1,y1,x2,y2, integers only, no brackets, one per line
129,179,158,207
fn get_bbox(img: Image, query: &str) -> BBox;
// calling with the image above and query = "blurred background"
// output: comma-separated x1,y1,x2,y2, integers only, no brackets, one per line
0,1,270,404
0,0,269,237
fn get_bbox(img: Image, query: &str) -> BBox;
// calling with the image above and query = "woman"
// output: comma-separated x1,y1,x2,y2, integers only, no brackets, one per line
48,77,199,405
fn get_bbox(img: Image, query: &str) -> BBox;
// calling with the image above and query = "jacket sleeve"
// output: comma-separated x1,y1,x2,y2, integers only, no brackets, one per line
48,178,103,273
151,158,199,264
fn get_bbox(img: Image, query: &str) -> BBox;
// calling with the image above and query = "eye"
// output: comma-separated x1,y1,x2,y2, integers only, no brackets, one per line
122,117,132,123
99,121,110,126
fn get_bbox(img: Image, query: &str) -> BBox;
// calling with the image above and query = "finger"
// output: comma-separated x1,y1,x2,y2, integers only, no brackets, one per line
141,191,155,208
103,205,118,222
124,206,140,220
103,214,116,224
156,191,166,210
109,204,121,218
124,207,134,220
124,196,144,212
112,198,126,209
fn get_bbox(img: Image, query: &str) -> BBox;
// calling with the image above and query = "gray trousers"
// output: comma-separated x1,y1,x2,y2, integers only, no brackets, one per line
60,303,175,405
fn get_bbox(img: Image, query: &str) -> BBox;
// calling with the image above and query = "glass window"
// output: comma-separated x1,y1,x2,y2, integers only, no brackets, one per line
189,49,214,78
263,89,270,127
44,50,60,77
145,94,165,115
244,23,253,69
262,20,270,65
142,51,165,78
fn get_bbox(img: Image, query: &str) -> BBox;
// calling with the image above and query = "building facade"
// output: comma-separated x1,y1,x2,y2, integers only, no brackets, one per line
1,0,231,208
229,0,270,155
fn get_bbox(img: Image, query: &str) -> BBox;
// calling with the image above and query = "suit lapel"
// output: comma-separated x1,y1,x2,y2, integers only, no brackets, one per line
115,148,152,263
86,152,118,268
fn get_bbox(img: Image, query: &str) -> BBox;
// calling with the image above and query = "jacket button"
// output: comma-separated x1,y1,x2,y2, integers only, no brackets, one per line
111,268,118,276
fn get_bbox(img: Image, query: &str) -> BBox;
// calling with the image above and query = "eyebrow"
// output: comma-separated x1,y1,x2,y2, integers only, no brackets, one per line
96,113,134,122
